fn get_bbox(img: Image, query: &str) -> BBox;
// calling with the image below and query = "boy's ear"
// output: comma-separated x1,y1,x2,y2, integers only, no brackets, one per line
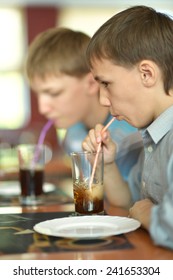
139,60,156,87
86,72,99,95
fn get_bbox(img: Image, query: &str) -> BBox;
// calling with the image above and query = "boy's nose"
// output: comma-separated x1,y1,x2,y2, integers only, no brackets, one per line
38,95,52,115
99,91,111,107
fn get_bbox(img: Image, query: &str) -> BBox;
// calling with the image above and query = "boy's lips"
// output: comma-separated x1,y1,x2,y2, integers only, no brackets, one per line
113,115,124,121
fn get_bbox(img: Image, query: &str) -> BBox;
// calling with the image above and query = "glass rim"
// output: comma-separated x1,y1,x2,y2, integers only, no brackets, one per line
16,144,46,150
70,150,103,156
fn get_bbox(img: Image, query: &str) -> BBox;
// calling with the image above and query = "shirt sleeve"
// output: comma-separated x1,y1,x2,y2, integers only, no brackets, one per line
63,123,87,154
150,153,173,249
110,126,143,181
127,150,144,202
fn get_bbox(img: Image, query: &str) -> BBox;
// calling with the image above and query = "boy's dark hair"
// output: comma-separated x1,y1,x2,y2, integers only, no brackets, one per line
86,5,173,93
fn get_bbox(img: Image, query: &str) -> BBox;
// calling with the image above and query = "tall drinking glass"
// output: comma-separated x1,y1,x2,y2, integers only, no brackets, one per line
17,144,47,205
70,150,104,215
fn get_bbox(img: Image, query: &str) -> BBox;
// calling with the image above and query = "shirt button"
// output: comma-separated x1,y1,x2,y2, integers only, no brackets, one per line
142,181,146,189
148,146,153,152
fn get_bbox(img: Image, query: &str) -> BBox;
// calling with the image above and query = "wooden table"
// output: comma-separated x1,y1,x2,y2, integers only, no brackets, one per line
0,201,173,260
1,154,173,260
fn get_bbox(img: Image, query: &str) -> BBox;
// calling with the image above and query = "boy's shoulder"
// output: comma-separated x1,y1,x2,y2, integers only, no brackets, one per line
162,128,173,155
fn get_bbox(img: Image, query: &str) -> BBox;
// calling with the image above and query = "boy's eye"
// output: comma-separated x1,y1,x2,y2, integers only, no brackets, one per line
50,93,58,97
101,81,108,88
49,91,61,97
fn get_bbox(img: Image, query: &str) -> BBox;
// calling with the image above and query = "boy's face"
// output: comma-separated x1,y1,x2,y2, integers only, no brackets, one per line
91,58,157,128
30,73,92,128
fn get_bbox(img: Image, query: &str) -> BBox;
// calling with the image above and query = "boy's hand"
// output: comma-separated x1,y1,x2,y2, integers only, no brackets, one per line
129,198,153,230
82,123,117,164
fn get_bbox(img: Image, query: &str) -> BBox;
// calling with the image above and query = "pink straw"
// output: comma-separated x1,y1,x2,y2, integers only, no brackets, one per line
32,120,54,164
38,120,54,145
89,117,116,189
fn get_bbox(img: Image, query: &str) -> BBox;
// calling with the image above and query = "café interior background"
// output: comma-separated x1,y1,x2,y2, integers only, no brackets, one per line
0,0,173,171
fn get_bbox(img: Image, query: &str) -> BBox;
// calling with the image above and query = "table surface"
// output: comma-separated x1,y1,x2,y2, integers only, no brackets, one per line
0,201,173,260
0,159,173,260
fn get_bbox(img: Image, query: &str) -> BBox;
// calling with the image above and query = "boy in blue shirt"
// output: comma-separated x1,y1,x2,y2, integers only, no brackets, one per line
83,6,173,249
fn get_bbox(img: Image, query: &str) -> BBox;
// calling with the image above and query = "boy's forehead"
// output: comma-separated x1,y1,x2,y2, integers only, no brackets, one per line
30,72,81,91
91,58,114,76
30,73,64,89
31,72,63,82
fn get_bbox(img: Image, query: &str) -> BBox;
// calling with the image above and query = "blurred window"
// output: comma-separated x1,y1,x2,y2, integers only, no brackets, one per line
0,7,30,129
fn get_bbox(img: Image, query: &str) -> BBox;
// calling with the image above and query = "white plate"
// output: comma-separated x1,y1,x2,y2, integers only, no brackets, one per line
33,215,141,239
0,181,55,196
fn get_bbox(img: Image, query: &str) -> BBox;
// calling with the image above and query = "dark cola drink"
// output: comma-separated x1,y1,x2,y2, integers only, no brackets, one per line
73,181,104,215
19,168,44,203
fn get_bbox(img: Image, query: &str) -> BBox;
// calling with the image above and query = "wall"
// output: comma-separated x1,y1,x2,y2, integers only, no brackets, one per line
0,6,59,151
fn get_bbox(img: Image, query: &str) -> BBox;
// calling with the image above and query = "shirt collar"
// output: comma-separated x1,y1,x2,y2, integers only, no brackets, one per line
140,105,173,144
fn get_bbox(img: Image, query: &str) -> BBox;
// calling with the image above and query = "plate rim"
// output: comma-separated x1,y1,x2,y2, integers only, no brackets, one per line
33,215,141,239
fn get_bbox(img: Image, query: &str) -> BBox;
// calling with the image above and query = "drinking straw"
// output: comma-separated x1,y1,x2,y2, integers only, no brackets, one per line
38,120,54,145
89,117,116,189
32,120,54,164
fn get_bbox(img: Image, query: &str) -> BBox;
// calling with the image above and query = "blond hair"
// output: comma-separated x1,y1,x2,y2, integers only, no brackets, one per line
26,27,90,81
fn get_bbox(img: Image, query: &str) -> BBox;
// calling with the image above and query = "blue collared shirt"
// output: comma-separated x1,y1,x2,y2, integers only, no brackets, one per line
128,105,173,249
